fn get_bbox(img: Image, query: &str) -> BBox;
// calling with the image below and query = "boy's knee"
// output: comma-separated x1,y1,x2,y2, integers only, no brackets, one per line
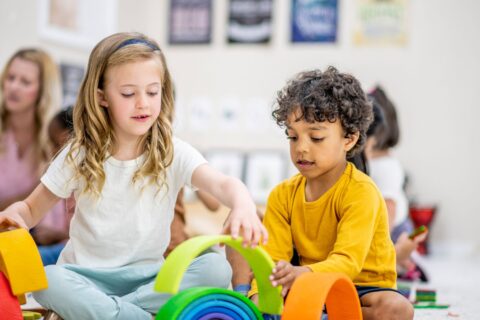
374,295,413,320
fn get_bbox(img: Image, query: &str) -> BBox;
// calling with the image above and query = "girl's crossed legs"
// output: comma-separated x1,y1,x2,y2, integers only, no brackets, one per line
34,252,232,320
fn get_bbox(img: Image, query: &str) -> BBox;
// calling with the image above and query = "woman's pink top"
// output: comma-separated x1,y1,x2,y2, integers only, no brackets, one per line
0,130,71,233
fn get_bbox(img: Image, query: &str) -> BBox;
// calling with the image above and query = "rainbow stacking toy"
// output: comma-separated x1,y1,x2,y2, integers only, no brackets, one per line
154,235,363,320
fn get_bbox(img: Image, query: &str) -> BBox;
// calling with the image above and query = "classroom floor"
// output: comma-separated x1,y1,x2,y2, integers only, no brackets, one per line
412,253,480,319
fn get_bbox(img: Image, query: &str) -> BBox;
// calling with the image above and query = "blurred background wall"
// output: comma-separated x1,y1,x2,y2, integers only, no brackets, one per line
1,0,479,255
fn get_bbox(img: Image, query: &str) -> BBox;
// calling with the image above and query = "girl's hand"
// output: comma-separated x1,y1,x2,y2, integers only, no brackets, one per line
270,260,311,297
190,164,269,247
222,205,268,248
0,215,28,231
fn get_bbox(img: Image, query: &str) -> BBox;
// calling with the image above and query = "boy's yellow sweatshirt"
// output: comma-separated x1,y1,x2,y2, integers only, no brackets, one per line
250,162,397,296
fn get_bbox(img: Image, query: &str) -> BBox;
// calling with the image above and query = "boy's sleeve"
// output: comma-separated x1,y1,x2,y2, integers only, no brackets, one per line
305,182,382,280
248,184,293,297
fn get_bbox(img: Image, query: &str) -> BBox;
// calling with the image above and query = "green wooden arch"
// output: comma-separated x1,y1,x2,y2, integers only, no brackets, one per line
154,235,283,315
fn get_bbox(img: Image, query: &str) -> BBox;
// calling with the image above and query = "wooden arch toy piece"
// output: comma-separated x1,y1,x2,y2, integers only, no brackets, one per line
0,272,23,320
0,228,48,297
282,272,363,320
154,235,283,315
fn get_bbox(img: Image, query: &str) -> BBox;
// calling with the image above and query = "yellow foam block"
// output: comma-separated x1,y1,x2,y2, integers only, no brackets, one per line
0,229,48,295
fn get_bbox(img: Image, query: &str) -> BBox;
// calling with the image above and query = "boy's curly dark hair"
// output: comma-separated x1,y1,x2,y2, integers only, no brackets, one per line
272,66,373,157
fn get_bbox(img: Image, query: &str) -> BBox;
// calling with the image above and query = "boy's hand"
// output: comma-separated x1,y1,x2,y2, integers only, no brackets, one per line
270,260,311,297
222,205,268,248
250,293,259,305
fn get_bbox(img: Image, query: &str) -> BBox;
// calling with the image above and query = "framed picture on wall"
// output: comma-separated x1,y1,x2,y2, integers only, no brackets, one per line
227,0,273,44
60,63,84,108
245,152,288,203
169,0,213,44
353,0,409,46
205,150,245,181
291,0,338,43
38,0,117,49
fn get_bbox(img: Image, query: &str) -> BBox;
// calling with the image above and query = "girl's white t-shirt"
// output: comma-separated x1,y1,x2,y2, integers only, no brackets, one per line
41,137,206,268
369,155,408,227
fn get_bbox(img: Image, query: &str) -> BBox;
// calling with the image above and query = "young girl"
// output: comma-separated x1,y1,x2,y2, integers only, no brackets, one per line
0,32,267,320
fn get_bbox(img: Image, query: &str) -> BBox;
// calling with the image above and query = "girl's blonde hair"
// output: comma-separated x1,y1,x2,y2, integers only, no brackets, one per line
68,32,174,197
0,48,61,171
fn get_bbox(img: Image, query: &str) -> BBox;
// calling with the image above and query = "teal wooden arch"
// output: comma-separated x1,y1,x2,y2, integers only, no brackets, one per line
154,235,283,315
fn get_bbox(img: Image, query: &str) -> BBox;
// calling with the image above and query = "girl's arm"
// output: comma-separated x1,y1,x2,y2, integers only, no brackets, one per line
0,183,60,230
196,190,220,212
0,188,35,211
191,164,268,247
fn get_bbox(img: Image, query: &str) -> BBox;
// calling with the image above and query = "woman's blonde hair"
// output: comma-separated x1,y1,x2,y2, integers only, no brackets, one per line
0,48,61,171
68,32,174,197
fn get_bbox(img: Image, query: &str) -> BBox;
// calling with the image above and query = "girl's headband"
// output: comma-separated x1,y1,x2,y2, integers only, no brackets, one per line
115,38,160,52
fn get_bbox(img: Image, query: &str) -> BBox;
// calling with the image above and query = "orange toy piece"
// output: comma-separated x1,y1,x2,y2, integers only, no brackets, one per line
282,272,363,320
0,228,48,302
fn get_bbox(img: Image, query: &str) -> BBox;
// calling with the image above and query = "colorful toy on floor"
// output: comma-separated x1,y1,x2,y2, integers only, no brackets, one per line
21,311,42,320
0,272,22,320
154,235,282,319
0,228,48,320
415,288,436,303
283,272,363,319
154,235,363,320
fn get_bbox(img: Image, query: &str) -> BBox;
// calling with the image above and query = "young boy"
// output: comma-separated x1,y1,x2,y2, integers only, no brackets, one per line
249,67,413,320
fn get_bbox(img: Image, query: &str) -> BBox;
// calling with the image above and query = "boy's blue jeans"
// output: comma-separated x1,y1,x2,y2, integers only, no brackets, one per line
33,252,232,320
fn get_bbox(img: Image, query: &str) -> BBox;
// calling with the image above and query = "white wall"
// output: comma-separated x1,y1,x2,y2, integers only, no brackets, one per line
2,0,480,252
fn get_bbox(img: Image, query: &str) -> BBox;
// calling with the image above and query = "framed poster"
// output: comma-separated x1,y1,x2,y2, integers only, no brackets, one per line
227,0,273,43
38,0,117,49
291,0,338,43
60,63,84,108
169,0,213,44
353,0,409,46
245,152,288,203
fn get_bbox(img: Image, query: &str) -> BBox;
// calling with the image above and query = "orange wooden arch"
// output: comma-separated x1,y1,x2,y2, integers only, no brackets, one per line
282,272,363,320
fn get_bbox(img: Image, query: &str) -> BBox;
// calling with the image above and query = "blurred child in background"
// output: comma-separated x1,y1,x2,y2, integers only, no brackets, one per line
32,107,75,265
366,86,427,281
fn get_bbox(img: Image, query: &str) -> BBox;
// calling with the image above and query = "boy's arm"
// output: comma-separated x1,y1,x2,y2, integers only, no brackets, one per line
191,163,268,246
306,184,381,279
249,186,293,297
0,183,60,230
